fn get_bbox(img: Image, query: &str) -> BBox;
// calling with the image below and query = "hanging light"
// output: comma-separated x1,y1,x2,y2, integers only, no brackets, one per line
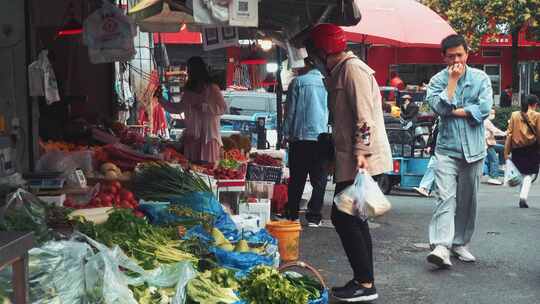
57,1,83,37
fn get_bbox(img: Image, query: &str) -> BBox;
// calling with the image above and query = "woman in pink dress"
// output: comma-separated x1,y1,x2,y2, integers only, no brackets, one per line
159,57,227,164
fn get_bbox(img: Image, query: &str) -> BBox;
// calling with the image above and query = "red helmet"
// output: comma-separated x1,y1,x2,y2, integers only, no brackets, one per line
310,23,347,55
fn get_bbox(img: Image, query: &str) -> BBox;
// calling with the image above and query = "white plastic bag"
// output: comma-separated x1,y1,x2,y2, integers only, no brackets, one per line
504,159,522,187
364,174,392,218
334,172,367,220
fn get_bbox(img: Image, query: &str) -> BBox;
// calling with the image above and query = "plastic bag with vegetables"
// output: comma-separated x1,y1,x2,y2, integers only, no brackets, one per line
0,240,92,303
0,188,50,244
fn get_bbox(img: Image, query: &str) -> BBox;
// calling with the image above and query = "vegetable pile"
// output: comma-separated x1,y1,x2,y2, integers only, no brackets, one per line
239,266,323,304
251,153,282,167
132,162,212,202
224,149,247,162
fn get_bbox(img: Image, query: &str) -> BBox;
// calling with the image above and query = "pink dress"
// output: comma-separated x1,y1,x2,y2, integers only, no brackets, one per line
161,84,227,164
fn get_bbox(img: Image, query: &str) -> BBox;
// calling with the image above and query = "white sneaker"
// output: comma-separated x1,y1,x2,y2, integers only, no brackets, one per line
413,187,430,197
427,245,452,268
487,178,503,185
452,246,476,262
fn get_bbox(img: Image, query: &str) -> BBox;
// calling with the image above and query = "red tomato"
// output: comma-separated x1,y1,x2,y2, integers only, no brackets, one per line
111,181,122,190
99,194,112,203
109,186,118,195
120,190,134,201
118,200,131,209
133,210,145,218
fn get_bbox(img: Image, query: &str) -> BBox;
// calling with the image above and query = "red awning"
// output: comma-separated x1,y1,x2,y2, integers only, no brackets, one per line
153,27,202,44
343,0,456,48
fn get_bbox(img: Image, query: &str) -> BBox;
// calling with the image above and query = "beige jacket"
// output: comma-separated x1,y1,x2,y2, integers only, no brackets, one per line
504,110,540,159
326,53,392,182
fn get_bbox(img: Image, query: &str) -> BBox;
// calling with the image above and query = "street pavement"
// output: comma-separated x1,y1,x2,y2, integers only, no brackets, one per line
299,181,540,304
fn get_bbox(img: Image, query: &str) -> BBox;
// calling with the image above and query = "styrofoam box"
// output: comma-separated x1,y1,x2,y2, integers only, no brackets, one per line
38,194,66,207
238,200,271,228
231,214,261,233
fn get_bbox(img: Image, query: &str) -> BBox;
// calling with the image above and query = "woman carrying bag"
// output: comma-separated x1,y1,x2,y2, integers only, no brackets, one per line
504,95,540,208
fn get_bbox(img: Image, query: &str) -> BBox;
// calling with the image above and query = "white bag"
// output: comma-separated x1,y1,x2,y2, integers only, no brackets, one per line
363,174,392,218
334,172,368,220
504,159,522,187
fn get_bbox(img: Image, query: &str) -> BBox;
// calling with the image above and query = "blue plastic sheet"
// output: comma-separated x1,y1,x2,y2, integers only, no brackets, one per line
232,288,328,304
138,202,200,226
173,192,224,216
210,247,274,272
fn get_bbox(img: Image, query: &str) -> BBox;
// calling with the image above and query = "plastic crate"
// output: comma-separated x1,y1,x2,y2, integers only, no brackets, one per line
246,163,283,183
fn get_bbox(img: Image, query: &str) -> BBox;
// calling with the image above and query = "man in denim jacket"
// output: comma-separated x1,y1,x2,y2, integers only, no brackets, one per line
283,57,329,226
426,35,493,268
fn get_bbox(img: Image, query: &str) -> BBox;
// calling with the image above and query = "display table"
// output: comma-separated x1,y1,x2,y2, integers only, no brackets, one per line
0,232,34,303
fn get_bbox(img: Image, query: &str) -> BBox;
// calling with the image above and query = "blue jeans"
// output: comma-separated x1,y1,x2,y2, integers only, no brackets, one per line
486,144,504,178
419,156,436,191
429,153,483,248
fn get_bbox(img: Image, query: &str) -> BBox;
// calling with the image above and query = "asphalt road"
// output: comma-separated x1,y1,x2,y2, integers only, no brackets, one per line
299,182,540,304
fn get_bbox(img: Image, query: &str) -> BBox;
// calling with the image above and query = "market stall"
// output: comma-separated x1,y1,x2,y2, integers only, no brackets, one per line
0,0,364,302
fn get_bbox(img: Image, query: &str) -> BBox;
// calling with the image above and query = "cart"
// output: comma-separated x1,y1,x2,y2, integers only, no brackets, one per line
377,121,434,194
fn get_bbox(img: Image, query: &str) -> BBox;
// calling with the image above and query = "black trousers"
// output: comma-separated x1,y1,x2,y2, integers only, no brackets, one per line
286,140,328,222
331,180,374,283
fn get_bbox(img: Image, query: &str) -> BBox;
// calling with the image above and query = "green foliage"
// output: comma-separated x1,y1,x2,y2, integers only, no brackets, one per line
422,0,540,50
492,106,520,131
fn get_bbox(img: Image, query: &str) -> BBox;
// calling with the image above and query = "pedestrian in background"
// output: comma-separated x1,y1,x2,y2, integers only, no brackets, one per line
426,34,493,268
399,94,419,130
158,57,227,164
500,86,513,108
504,94,540,208
484,108,506,185
414,118,439,197
309,23,392,302
282,57,329,226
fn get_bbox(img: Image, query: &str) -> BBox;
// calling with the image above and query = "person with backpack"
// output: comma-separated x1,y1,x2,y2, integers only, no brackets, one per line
504,94,540,208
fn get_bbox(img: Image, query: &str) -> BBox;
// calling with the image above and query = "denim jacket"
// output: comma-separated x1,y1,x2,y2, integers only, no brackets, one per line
427,66,493,163
283,69,329,141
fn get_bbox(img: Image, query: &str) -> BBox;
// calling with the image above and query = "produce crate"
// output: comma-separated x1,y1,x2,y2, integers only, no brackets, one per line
246,163,283,183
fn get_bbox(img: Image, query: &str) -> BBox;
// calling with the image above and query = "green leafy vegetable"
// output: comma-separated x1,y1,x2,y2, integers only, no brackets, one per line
238,266,312,304
132,162,212,202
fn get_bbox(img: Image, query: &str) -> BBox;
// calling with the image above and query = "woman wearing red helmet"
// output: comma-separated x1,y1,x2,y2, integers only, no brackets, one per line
308,23,392,302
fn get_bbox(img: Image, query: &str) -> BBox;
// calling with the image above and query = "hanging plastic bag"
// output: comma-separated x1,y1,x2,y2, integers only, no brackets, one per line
504,159,523,187
0,189,51,244
364,174,392,218
333,172,367,220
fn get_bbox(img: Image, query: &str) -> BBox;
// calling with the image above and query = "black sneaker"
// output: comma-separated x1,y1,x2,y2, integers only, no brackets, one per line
332,281,378,302
519,199,529,208
331,279,357,293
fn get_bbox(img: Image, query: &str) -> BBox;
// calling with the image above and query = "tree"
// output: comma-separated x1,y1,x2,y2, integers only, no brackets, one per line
422,0,540,95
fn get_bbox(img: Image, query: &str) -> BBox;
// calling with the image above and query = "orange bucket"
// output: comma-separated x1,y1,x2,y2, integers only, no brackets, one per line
266,221,302,262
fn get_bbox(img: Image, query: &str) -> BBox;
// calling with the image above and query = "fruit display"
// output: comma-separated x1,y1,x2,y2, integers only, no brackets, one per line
65,181,140,212
40,140,96,152
99,162,132,180
224,149,248,162
251,153,282,167
162,147,188,166
94,143,159,172
213,167,244,180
